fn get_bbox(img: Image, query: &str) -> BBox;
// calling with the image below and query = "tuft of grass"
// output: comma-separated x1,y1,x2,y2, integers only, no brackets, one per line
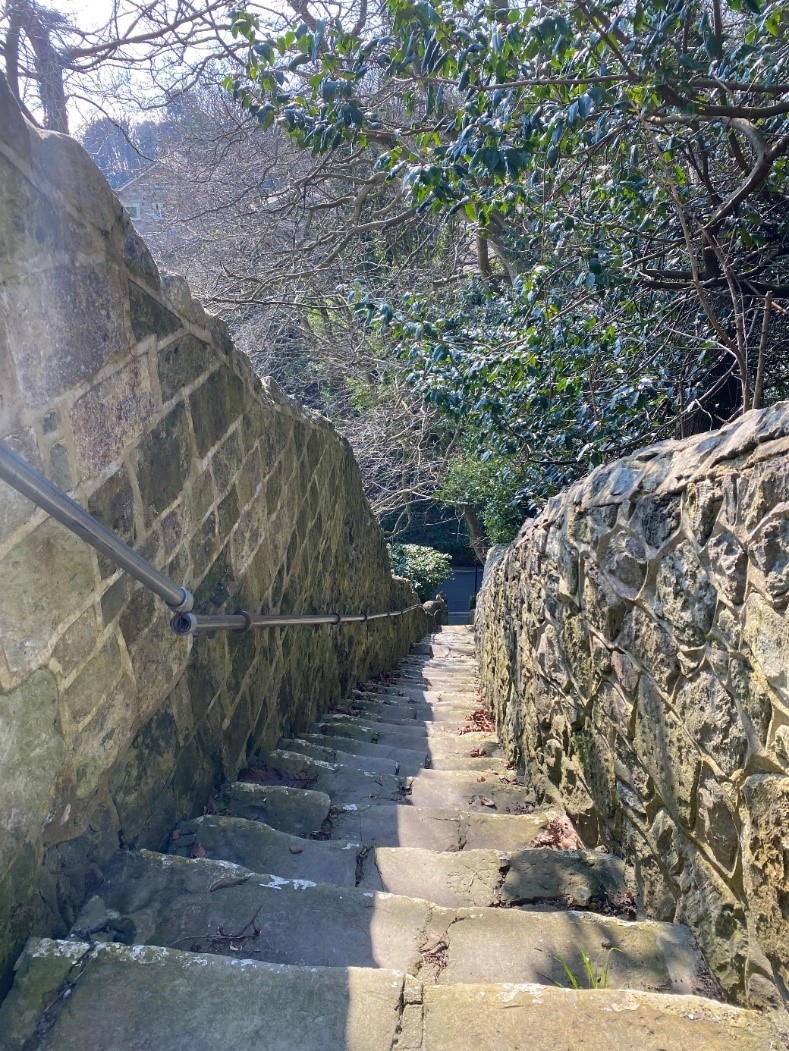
553,947,621,990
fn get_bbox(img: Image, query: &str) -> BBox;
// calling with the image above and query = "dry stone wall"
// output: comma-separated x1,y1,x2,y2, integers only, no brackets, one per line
477,404,789,1009
0,80,426,994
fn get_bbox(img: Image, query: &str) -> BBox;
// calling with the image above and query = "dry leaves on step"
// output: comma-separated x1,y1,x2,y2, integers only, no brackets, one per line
530,815,583,850
468,794,497,808
458,708,496,734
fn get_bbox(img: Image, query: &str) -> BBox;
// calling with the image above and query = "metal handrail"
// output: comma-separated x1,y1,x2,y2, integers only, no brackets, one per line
0,440,422,636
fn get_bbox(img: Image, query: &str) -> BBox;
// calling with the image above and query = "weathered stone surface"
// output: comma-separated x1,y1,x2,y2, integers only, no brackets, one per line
0,518,96,672
477,401,789,1008
70,359,155,475
0,671,62,871
3,265,131,408
135,402,191,521
128,282,181,341
741,775,789,995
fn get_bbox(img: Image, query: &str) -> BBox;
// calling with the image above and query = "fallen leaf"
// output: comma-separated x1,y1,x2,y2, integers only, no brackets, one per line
289,846,303,854
192,842,206,858
171,828,181,840
480,796,496,808
476,776,486,783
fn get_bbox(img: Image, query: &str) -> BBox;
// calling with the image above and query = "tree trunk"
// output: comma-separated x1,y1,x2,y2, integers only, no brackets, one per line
462,504,488,565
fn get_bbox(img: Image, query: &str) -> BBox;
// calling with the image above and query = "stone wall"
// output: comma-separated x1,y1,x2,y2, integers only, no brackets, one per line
0,81,427,994
477,404,789,1009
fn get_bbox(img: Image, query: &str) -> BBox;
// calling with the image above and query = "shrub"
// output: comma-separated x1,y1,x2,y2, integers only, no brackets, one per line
388,543,452,602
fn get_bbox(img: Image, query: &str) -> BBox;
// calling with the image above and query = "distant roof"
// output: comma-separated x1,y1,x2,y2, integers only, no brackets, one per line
115,162,160,193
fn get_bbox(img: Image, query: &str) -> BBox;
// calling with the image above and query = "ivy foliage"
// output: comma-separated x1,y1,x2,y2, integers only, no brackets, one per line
388,542,453,599
227,0,789,538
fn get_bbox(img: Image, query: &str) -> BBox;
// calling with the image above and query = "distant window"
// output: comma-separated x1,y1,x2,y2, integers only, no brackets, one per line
125,202,141,219
150,202,165,220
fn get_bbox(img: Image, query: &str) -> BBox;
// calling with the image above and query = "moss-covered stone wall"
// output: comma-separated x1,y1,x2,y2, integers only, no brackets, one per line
477,404,789,1009
0,80,426,995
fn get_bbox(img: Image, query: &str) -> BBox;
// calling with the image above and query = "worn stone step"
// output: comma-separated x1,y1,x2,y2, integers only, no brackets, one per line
4,941,775,1051
329,802,566,851
292,733,429,774
310,716,431,750
326,701,480,729
414,983,779,1051
169,816,626,912
500,848,629,909
0,940,405,1051
70,850,710,995
425,753,510,773
255,750,406,806
277,738,400,775
314,715,499,755
408,769,536,813
357,846,506,907
211,782,330,836
168,816,361,886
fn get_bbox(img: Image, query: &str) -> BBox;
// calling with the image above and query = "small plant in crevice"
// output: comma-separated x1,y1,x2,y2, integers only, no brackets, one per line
552,947,621,990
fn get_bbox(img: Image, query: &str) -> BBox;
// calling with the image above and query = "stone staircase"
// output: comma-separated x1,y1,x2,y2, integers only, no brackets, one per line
0,627,779,1049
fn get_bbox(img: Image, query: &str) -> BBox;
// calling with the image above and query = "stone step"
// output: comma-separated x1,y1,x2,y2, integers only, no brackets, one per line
254,750,406,806
313,715,499,755
291,733,429,774
168,816,627,912
324,701,481,729
425,753,510,772
413,983,778,1051
276,738,399,775
70,850,710,995
407,769,536,813
328,802,567,851
211,782,330,836
4,941,775,1051
311,716,429,747
0,940,405,1051
168,816,360,886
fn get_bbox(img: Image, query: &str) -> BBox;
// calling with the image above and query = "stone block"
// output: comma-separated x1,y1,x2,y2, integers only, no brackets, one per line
705,531,747,606
135,402,192,523
748,509,789,603
88,467,136,548
694,768,739,871
0,670,62,872
128,282,181,342
122,223,160,288
37,132,120,234
109,708,180,845
157,334,215,403
655,542,716,645
211,428,245,496
618,607,679,692
0,518,95,673
742,591,789,697
602,532,647,595
674,670,748,776
50,607,99,678
0,426,40,545
4,264,131,408
190,367,246,457
629,493,681,550
634,677,700,826
60,637,124,734
741,775,789,998
70,358,155,476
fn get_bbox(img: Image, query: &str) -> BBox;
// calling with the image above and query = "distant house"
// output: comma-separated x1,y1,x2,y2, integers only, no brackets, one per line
115,164,169,239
